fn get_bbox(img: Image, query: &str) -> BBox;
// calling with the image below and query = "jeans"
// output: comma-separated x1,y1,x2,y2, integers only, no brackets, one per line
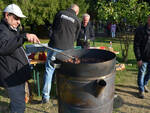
111,31,115,38
7,83,25,113
138,62,150,92
42,49,62,100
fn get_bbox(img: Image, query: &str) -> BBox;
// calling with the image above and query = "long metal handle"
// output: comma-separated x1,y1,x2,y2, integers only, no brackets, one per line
37,43,75,59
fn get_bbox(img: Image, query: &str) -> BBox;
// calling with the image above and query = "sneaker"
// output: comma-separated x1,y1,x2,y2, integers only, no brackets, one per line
144,86,149,93
41,98,49,104
138,91,144,99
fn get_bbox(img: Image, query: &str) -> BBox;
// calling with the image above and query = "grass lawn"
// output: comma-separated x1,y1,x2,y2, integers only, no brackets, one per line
1,37,150,113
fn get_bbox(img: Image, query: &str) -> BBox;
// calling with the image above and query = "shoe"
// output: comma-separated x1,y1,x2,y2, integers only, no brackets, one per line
138,91,144,99
144,86,149,93
41,98,49,104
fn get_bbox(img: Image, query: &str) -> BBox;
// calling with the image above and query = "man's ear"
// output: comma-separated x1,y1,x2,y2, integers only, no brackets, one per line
5,12,9,19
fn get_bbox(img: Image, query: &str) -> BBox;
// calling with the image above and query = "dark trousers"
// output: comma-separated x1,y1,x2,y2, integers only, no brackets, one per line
7,83,25,113
77,40,90,48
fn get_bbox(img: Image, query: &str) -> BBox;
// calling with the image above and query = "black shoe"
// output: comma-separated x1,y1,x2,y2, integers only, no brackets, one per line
144,86,149,93
41,98,49,104
138,91,144,99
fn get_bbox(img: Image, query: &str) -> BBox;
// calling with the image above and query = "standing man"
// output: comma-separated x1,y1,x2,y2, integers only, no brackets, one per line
42,4,80,103
0,4,40,113
134,15,150,99
77,13,95,48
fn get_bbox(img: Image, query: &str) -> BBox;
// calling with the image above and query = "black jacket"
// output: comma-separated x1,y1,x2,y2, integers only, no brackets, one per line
77,21,95,47
134,24,150,62
0,19,31,87
48,8,81,50
78,21,95,41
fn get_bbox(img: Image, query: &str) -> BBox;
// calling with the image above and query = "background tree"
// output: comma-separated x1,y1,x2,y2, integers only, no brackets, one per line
73,0,89,18
0,1,5,19
0,0,89,27
95,0,150,62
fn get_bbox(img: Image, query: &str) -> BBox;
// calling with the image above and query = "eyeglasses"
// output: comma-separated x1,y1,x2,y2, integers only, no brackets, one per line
8,13,20,20
13,15,20,20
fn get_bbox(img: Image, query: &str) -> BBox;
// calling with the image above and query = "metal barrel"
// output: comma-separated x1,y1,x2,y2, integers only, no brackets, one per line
55,49,116,113
56,71,115,113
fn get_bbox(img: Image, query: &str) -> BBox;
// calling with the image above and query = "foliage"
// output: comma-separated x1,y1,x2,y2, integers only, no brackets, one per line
96,0,150,26
0,0,89,26
26,0,59,25
58,0,73,10
73,0,89,19
86,0,99,21
0,1,6,20
94,0,150,62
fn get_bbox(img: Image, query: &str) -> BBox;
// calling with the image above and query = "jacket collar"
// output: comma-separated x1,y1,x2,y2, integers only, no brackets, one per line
67,8,76,15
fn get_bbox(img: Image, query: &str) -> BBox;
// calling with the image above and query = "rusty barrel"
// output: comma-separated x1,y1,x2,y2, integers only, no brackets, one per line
55,49,116,113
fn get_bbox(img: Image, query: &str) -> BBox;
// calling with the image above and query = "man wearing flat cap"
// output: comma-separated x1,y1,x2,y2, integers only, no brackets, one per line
0,4,40,113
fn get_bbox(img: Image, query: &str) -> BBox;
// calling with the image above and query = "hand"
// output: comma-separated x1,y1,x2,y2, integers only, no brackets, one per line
26,33,40,44
137,60,142,67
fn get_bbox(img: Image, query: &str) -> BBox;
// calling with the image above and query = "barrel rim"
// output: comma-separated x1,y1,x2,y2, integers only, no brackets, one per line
56,49,116,64
56,70,116,81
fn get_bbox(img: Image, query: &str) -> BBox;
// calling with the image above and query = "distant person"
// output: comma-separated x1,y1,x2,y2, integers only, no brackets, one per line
0,4,40,113
134,15,150,99
111,23,116,38
77,13,95,48
41,4,81,103
106,22,111,37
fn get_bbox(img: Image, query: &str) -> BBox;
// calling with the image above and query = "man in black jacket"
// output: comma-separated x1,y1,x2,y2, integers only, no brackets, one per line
0,4,40,112
134,15,150,99
77,13,95,48
42,4,80,103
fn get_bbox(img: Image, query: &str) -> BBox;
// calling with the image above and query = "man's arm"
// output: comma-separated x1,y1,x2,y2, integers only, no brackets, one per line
133,27,142,61
89,22,95,41
75,19,81,40
0,29,25,55
0,29,40,56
